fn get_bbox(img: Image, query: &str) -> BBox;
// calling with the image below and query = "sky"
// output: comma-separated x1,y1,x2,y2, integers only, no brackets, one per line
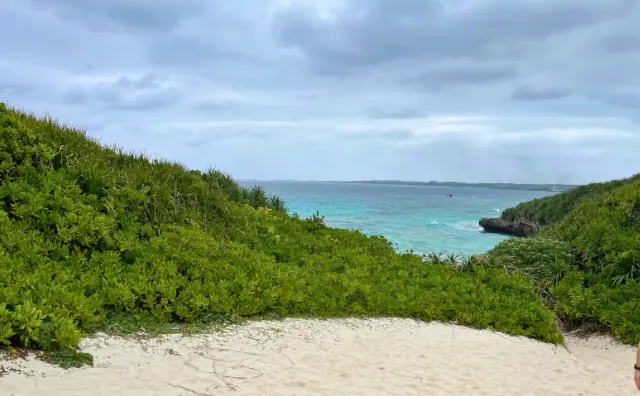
1,0,639,184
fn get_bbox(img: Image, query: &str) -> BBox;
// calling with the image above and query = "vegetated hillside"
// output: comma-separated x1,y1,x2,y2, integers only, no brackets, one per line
488,176,640,344
500,174,640,227
0,103,562,364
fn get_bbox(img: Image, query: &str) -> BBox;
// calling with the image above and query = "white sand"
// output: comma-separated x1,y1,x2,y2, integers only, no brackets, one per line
0,318,637,395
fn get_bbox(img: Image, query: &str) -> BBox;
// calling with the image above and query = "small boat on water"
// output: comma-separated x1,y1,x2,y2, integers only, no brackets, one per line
446,194,453,198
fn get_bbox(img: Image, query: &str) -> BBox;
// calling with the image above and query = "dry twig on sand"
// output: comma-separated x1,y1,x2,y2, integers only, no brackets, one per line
167,382,212,396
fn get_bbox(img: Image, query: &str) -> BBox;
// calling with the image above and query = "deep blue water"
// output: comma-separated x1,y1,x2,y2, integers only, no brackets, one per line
240,181,554,255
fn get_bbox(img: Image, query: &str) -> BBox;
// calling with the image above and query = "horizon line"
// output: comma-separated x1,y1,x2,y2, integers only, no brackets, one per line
236,178,581,186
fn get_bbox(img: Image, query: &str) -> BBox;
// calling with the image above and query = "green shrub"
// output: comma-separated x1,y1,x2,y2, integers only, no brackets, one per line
0,304,15,346
501,173,640,227
552,271,640,344
0,103,565,364
194,169,286,212
493,174,640,344
489,237,572,289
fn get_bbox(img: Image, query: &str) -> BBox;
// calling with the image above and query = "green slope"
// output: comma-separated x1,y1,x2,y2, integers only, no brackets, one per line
489,175,640,343
500,174,640,227
0,103,562,362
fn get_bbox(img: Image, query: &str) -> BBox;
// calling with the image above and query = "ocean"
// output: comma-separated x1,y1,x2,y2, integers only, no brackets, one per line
240,181,554,255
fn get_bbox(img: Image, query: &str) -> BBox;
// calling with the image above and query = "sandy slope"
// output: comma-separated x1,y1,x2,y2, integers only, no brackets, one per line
0,318,636,396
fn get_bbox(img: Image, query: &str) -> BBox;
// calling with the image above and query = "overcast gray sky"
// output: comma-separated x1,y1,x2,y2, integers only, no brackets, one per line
1,0,639,184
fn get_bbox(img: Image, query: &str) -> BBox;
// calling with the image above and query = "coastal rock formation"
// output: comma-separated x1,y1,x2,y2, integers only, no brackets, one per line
479,217,539,237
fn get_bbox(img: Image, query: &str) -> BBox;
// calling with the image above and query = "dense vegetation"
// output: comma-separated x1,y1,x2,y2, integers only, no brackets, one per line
0,103,564,363
488,175,640,343
501,174,640,226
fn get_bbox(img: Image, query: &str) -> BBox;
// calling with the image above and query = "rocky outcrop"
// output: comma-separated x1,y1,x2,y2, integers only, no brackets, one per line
479,217,540,237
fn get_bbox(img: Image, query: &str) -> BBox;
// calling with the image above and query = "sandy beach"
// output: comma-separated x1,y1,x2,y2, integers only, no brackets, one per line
0,318,636,396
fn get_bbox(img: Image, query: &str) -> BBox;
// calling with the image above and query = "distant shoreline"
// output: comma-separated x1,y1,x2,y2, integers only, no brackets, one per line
241,179,578,193
342,180,578,192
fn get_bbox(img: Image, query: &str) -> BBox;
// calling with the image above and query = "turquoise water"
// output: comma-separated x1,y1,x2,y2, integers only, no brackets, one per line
242,181,554,255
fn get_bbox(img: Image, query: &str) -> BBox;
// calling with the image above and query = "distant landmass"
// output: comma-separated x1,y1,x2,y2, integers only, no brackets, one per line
342,180,579,192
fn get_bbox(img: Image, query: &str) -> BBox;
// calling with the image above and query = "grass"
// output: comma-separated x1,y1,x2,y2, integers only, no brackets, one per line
41,350,94,369
99,312,246,336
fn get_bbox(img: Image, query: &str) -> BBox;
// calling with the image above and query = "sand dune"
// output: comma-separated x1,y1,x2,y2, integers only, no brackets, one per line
1,318,636,395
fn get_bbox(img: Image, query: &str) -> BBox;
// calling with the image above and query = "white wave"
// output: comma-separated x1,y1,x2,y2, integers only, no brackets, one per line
452,220,483,232
493,208,501,212
430,221,439,225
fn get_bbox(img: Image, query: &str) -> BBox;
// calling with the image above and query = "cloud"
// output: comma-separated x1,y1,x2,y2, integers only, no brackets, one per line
184,128,270,146
403,62,517,90
272,0,636,75
365,106,428,119
192,99,238,112
597,93,640,110
26,0,206,32
63,73,178,111
0,0,639,184
0,81,34,97
339,128,415,141
511,86,571,101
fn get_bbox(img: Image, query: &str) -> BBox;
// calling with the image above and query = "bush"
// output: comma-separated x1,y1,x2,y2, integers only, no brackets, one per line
501,173,640,227
489,237,572,290
552,271,640,344
0,103,565,361
194,169,286,212
490,174,640,344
